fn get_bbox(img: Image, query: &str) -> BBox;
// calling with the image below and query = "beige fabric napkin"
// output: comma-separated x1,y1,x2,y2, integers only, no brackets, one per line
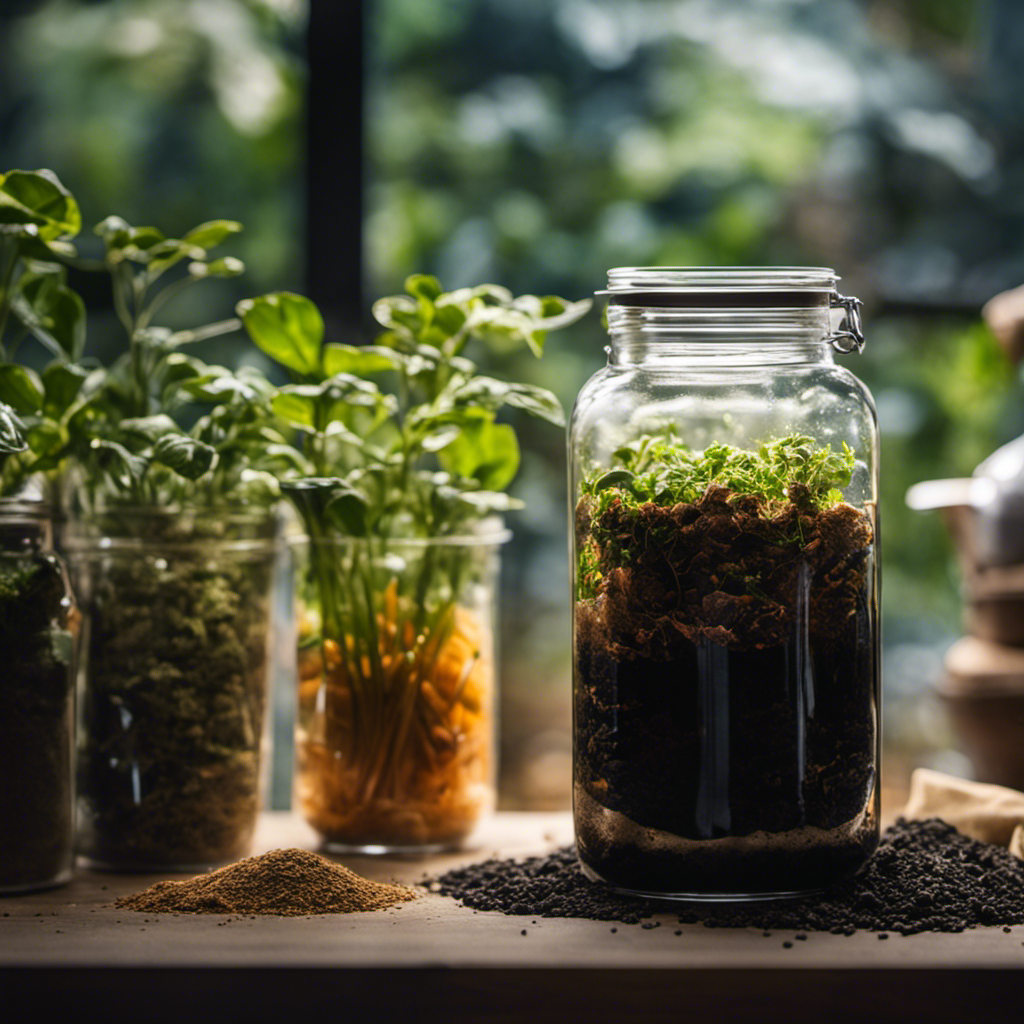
902,768,1024,859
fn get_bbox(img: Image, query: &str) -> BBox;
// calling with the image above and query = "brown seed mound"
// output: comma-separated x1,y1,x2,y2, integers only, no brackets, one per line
115,847,419,916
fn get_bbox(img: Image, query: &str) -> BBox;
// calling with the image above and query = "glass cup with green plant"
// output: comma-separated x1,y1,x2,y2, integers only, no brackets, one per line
0,168,83,890
60,213,290,869
239,276,590,851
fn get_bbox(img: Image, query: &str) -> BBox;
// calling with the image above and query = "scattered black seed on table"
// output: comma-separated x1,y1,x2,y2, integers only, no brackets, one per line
783,941,793,948
434,819,1024,935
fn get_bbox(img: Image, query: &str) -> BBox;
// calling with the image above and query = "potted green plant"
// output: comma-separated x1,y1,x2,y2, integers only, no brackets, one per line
239,276,590,851
0,168,83,890
60,214,289,869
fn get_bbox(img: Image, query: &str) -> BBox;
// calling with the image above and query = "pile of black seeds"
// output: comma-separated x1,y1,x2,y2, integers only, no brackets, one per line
435,819,1024,935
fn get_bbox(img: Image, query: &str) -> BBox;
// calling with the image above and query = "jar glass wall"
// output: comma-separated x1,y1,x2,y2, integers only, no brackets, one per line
292,531,504,853
570,268,880,900
0,499,76,892
67,509,277,870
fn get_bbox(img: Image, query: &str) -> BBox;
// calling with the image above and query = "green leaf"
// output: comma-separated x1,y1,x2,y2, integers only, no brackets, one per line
122,226,167,254
432,301,468,337
281,477,368,536
448,488,524,514
182,371,262,404
371,294,419,336
151,434,217,480
238,292,324,376
0,169,81,240
463,294,591,357
0,364,43,414
14,281,86,361
594,469,635,492
324,419,365,446
405,274,442,301
119,415,179,443
12,230,78,262
0,402,27,455
322,344,401,377
41,363,88,419
26,419,64,460
271,390,316,431
89,439,146,489
94,215,132,245
438,419,520,491
451,377,565,426
189,256,245,279
145,238,202,278
500,383,565,426
182,220,243,251
327,487,369,536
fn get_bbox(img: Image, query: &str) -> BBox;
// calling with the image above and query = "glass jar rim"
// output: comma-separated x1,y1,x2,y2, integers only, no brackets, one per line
0,496,54,521
289,527,513,550
600,266,840,307
61,505,280,554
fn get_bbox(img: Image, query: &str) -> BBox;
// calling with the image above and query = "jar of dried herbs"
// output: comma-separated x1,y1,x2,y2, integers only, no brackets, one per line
292,529,505,853
0,498,76,892
571,268,880,899
66,508,278,870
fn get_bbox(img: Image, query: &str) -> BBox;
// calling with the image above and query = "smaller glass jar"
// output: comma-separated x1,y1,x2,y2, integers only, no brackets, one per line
0,498,76,892
571,268,879,900
292,529,505,853
66,508,278,870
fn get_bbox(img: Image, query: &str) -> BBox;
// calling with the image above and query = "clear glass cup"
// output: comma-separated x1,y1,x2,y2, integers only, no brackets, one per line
0,498,76,892
292,528,506,853
65,508,278,870
570,267,880,900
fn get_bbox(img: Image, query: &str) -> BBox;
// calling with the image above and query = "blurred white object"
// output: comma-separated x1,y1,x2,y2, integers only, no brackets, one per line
906,433,1024,567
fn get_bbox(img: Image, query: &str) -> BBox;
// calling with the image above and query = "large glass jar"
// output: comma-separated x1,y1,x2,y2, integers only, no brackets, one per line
570,268,879,899
293,529,505,853
66,508,278,870
0,498,76,892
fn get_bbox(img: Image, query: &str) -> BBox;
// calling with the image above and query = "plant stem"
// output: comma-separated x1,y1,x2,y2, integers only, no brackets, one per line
0,238,20,350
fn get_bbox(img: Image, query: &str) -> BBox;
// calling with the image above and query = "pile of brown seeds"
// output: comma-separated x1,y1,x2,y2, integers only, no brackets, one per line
436,819,1024,935
116,847,418,916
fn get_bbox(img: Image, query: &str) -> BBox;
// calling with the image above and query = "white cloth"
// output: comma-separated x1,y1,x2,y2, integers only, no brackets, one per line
902,768,1024,859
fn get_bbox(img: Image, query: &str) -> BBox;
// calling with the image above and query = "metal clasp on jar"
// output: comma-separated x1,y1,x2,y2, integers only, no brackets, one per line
827,293,864,354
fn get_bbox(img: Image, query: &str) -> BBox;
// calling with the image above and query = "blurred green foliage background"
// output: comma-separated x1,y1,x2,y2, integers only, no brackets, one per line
4,0,1024,803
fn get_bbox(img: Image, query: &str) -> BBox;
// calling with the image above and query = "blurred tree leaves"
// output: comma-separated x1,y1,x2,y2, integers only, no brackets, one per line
1,0,303,292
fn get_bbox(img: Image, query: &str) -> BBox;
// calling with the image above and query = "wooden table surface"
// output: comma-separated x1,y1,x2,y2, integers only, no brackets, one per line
3,811,1023,1023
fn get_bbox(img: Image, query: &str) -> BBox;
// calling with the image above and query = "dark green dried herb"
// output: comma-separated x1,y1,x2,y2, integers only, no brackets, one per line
76,513,273,868
0,535,74,890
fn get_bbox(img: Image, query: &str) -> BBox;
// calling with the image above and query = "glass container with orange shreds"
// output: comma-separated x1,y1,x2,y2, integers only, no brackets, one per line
292,529,505,853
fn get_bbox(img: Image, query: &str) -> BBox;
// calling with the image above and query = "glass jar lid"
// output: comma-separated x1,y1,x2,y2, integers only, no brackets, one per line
598,267,864,353
600,266,836,306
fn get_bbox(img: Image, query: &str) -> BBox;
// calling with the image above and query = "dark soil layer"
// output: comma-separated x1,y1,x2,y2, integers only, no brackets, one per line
0,552,74,890
436,819,1024,934
574,487,878,894
77,548,272,868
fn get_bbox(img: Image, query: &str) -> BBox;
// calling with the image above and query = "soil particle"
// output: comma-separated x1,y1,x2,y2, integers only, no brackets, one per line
435,819,1024,934
115,847,418,916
